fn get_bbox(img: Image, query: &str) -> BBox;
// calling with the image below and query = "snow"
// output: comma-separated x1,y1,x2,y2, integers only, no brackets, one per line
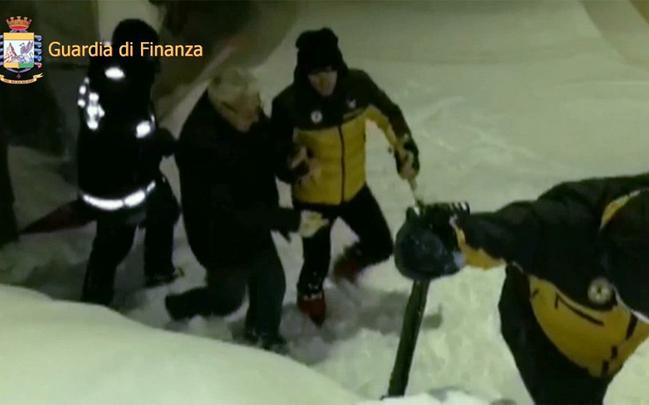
0,284,484,404
5,0,649,404
0,285,360,405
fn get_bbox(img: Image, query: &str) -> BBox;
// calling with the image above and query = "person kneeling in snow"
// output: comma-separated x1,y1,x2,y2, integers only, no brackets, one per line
271,28,420,326
394,173,649,404
162,68,328,352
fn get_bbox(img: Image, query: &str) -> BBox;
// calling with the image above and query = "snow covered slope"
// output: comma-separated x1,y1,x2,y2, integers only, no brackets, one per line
0,284,487,405
0,284,358,405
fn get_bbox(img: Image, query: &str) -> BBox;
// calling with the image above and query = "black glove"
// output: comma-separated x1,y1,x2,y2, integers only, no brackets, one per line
394,202,470,282
394,135,420,174
155,127,177,157
419,202,470,251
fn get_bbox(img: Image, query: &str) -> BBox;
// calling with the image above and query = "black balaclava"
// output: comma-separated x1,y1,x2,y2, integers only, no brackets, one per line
108,19,161,104
112,19,161,75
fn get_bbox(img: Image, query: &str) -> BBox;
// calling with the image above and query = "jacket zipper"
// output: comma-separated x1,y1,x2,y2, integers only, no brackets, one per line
338,125,345,204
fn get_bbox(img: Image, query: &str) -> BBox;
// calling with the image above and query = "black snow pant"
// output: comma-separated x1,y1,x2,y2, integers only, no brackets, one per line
499,266,612,405
0,129,17,247
82,178,179,305
294,185,393,295
165,238,286,338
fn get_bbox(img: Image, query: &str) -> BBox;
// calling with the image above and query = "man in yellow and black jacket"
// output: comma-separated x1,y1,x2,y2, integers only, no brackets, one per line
394,173,649,404
271,28,419,325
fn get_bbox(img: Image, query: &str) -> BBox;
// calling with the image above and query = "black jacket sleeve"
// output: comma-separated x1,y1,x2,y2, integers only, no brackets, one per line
209,181,301,234
455,198,595,279
360,70,411,141
454,173,649,282
178,141,301,235
359,70,418,171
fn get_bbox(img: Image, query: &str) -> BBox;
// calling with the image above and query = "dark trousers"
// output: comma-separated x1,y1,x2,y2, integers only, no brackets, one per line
294,185,393,295
499,267,612,405
165,242,286,337
0,131,17,247
82,179,179,305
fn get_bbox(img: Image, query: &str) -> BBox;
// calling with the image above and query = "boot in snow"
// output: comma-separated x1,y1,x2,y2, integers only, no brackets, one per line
332,243,368,283
297,290,326,326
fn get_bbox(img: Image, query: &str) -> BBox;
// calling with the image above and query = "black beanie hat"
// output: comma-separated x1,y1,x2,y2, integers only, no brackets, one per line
600,192,649,316
112,19,159,49
295,27,347,76
111,19,160,78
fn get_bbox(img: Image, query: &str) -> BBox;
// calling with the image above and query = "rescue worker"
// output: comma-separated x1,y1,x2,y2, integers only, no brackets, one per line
271,27,420,325
77,19,179,306
394,173,649,404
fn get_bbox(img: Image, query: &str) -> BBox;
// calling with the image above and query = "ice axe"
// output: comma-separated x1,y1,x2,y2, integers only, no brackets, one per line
385,173,469,397
381,132,430,397
385,178,430,398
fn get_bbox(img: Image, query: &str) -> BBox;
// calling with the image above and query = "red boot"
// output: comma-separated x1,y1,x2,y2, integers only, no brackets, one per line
332,244,366,283
297,291,326,326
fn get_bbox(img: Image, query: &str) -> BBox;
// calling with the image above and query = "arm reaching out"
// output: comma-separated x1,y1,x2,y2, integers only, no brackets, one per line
395,196,595,284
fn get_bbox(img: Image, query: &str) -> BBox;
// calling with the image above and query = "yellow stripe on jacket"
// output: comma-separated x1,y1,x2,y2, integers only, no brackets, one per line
529,275,649,377
293,106,400,205
454,215,649,377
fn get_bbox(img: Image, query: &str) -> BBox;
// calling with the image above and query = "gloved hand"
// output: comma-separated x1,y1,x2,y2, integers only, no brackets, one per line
419,202,470,251
298,210,329,238
394,202,470,282
394,134,419,180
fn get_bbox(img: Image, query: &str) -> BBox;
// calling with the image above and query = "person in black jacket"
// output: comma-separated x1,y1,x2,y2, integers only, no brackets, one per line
0,124,18,247
77,19,180,306
271,28,420,326
164,68,327,351
394,173,649,404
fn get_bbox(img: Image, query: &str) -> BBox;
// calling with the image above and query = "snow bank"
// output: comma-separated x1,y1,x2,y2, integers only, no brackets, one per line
0,285,359,405
0,285,486,405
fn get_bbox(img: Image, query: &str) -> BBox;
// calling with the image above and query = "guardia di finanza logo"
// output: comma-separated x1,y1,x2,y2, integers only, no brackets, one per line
0,16,43,84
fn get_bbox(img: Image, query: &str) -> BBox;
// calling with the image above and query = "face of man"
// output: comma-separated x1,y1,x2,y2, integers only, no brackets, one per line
307,67,338,97
217,92,261,133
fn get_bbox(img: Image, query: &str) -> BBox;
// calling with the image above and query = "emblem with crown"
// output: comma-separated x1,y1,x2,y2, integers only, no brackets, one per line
6,16,32,31
0,15,44,84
